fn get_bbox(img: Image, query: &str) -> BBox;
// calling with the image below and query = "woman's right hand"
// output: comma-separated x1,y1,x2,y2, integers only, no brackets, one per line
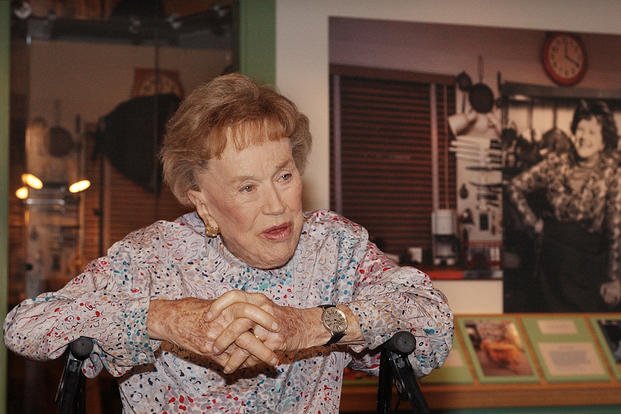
534,219,544,234
147,297,280,370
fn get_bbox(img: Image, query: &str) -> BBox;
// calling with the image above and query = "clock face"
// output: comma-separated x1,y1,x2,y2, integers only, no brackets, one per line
542,33,587,86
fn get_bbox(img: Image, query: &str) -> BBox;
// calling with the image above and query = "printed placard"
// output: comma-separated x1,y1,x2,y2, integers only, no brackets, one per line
522,316,609,382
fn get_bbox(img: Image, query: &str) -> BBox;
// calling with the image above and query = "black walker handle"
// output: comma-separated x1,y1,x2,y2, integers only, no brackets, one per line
55,337,94,414
377,331,430,414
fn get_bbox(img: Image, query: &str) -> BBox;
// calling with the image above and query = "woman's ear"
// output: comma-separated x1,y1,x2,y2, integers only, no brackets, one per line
187,189,219,235
187,189,204,210
187,189,211,218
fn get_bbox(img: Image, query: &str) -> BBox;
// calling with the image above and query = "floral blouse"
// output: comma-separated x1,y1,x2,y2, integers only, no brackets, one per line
4,210,453,413
507,152,621,280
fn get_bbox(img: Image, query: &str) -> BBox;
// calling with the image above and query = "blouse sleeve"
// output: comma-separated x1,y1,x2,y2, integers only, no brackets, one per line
507,157,554,230
346,243,453,376
3,234,160,378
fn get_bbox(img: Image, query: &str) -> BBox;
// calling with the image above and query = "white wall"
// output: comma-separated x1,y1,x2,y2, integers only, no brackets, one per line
275,0,621,314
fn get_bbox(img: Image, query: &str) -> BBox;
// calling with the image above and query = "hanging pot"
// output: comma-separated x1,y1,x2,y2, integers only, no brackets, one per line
469,82,494,113
48,126,74,157
48,100,75,158
469,56,495,114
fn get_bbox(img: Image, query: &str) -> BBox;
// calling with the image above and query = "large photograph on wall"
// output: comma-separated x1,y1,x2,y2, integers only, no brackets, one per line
502,95,621,312
500,47,621,313
330,19,621,312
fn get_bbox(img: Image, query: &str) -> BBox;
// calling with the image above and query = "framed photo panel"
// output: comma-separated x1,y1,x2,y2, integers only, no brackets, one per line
457,316,538,383
590,316,621,379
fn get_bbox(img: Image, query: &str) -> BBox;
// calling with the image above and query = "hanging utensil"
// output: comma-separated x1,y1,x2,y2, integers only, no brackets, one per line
541,100,572,155
455,71,472,113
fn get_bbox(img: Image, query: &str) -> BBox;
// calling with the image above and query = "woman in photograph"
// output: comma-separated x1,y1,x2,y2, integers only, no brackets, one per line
508,99,621,312
4,73,453,413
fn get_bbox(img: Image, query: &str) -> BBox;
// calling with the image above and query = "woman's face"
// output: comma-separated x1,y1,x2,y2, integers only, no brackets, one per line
189,137,304,269
573,117,605,161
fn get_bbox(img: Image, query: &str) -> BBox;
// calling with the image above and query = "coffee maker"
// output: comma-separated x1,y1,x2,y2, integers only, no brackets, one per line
432,209,459,266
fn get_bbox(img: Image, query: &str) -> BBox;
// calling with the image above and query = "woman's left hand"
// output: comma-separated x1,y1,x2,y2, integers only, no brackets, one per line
600,279,621,307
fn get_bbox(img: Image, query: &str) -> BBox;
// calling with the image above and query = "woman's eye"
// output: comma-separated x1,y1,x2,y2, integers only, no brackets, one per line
280,172,292,182
240,184,255,193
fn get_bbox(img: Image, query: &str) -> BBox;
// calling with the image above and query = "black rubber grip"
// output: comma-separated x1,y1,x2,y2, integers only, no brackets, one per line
69,337,94,360
383,331,416,355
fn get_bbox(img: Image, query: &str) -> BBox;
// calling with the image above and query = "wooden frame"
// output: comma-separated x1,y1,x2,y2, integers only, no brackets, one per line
340,313,621,412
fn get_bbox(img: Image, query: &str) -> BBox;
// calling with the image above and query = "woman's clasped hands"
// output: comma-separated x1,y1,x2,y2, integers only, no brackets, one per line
148,290,312,374
205,290,315,373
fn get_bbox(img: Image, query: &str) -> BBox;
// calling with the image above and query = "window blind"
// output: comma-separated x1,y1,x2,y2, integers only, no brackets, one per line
330,66,456,256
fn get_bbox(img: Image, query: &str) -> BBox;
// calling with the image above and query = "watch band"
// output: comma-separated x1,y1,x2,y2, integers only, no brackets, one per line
319,304,347,346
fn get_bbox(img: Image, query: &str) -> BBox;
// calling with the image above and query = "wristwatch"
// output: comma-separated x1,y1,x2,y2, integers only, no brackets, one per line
319,305,348,346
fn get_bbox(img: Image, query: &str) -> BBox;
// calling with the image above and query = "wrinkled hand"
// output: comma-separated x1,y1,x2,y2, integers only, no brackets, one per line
600,279,621,308
147,297,280,371
205,291,315,373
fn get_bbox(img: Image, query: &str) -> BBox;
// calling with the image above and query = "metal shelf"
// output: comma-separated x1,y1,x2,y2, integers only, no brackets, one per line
500,80,621,102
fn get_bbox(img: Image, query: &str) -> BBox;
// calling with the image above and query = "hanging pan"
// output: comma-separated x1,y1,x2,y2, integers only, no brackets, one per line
455,71,472,113
469,56,495,114
48,99,75,158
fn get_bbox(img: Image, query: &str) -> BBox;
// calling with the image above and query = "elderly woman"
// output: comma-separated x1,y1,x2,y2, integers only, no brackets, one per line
4,73,453,413
508,99,621,312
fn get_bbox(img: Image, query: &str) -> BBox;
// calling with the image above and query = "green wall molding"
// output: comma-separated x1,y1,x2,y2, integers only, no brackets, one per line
0,2,9,414
238,0,275,85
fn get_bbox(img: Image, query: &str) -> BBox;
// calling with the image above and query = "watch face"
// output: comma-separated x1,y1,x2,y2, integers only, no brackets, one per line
543,33,587,86
322,307,348,333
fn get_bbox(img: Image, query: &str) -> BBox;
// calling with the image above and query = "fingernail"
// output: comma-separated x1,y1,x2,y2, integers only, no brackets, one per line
205,311,213,320
213,345,221,354
272,322,279,331
271,356,279,365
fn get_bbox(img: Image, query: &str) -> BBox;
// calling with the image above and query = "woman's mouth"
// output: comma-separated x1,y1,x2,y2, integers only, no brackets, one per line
261,223,292,241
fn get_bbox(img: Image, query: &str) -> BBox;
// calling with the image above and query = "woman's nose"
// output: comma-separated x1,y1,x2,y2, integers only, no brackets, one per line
262,185,285,214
